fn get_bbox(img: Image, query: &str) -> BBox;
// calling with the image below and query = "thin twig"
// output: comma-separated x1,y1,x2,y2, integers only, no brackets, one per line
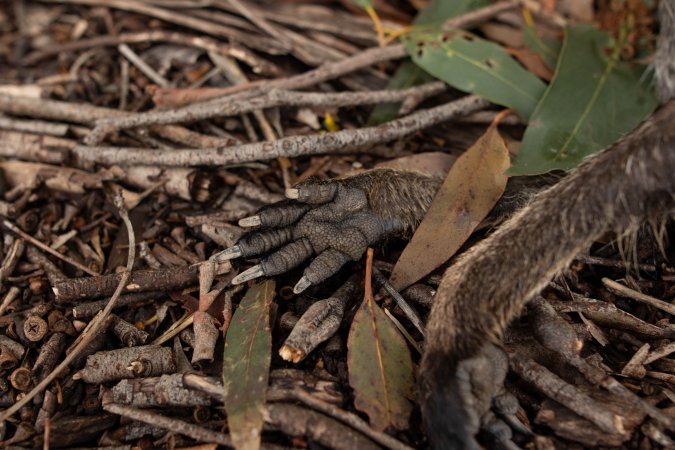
41,0,289,54
181,373,413,450
103,401,231,446
0,191,136,422
0,95,231,148
225,0,291,46
0,115,69,136
602,278,675,316
117,43,170,87
372,267,425,336
83,42,406,143
23,30,276,74
74,95,489,167
2,219,98,276
86,82,446,142
288,387,414,450
82,0,521,143
574,254,657,272
442,0,523,30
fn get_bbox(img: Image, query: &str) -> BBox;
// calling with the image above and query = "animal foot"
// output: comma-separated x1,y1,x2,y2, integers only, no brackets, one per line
213,170,415,293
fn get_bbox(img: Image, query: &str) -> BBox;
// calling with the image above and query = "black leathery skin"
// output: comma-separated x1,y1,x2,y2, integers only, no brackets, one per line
422,344,510,449
304,249,352,285
302,186,368,222
258,201,312,228
238,227,294,257
342,212,404,244
260,239,314,276
297,181,338,204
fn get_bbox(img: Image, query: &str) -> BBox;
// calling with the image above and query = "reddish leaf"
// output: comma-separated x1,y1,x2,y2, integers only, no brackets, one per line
348,252,414,431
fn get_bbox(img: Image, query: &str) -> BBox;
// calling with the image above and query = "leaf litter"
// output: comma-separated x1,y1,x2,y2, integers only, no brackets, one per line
0,1,672,449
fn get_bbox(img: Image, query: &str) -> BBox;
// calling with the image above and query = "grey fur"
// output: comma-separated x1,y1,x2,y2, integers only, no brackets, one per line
655,0,675,102
420,99,675,448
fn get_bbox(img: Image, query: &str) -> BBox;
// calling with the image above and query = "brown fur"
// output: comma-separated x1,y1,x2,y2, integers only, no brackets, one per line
364,169,442,237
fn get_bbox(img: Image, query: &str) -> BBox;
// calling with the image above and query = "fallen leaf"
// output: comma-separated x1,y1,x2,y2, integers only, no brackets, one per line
481,22,524,48
348,252,414,431
390,124,509,290
222,280,275,450
403,29,547,118
510,25,658,175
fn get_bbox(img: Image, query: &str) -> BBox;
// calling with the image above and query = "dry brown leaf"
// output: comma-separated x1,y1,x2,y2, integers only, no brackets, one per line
390,124,510,290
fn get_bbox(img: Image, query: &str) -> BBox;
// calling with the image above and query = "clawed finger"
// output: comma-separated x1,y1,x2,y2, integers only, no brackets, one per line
260,239,314,276
232,239,313,284
212,227,294,264
297,249,352,293
293,180,338,204
221,175,398,289
231,239,314,285
239,201,312,228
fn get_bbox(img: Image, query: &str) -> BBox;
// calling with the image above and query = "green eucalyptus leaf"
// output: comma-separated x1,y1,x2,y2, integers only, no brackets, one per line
403,29,547,118
510,25,658,175
222,280,275,450
348,286,414,430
